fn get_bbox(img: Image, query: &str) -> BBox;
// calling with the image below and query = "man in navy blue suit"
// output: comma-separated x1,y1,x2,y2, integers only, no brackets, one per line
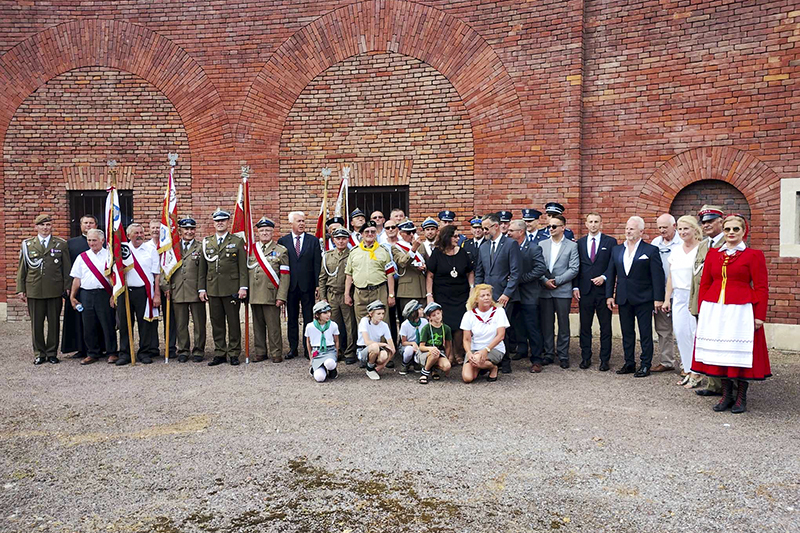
474,212,520,373
604,216,665,377
573,213,618,371
277,211,322,359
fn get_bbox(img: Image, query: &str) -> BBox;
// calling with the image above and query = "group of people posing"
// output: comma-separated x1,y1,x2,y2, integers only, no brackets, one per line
16,201,770,413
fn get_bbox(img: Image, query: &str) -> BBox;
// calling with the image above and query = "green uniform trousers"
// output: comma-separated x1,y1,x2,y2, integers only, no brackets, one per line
251,304,283,361
28,297,62,358
209,296,241,358
353,283,388,323
329,290,356,358
173,301,207,357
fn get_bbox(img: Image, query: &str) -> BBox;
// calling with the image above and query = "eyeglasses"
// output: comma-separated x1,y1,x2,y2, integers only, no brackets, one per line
371,215,384,220
362,230,377,234
723,226,742,233
481,223,497,230
548,225,564,230
385,225,398,230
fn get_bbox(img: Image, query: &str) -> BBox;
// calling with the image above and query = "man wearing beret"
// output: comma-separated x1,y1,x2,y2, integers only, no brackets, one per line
250,217,290,363
163,217,207,363
345,220,397,322
200,209,248,366
16,214,72,365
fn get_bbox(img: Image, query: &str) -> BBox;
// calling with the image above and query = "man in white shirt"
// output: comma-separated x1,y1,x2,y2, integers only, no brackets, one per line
115,223,161,366
371,210,387,243
650,213,681,372
69,229,118,365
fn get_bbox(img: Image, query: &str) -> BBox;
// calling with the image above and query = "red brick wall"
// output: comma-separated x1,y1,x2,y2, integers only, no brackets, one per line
670,180,752,221
0,1,797,324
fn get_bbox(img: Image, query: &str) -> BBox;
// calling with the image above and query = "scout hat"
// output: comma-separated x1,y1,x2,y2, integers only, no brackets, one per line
313,301,332,314
366,300,386,312
403,299,423,319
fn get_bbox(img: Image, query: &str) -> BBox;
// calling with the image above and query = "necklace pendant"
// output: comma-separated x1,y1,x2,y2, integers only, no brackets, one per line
450,266,458,278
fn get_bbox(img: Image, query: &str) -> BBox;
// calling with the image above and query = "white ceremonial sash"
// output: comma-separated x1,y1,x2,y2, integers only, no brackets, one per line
394,240,426,269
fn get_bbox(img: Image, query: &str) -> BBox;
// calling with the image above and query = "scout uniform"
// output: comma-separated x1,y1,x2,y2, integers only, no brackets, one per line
16,214,72,364
202,209,248,366
392,220,428,317
248,218,290,363
346,221,396,321
165,217,207,362
319,227,357,362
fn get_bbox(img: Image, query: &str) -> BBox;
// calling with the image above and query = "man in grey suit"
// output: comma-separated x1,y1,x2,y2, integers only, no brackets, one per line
538,215,579,368
474,212,520,373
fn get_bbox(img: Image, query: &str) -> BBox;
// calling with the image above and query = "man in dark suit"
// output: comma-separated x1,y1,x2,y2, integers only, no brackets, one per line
461,215,485,267
508,220,548,373
62,214,101,359
572,213,617,371
605,216,665,377
474,212,520,373
278,211,322,359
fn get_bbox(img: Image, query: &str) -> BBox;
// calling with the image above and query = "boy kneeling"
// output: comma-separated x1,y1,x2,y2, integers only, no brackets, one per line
357,300,396,380
418,302,453,384
399,299,427,375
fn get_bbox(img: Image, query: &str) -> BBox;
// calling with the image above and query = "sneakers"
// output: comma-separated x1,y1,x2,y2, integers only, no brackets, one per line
366,369,380,380
399,364,409,375
327,368,338,380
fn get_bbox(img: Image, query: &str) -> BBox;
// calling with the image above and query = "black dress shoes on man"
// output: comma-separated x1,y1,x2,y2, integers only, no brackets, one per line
208,356,227,366
230,356,240,366
500,358,513,374
599,361,610,372
616,364,635,375
634,365,651,377
285,351,297,360
47,356,60,364
34,356,47,365
579,360,590,369
560,360,570,369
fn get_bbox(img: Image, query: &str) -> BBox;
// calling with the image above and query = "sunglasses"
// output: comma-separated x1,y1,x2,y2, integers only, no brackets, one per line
723,226,743,233
385,225,398,230
371,216,384,220
548,224,564,230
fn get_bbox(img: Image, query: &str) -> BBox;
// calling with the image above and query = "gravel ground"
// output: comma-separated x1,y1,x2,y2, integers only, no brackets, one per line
1,320,798,533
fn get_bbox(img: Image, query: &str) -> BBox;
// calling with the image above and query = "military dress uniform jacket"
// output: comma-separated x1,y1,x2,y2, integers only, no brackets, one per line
391,243,427,299
202,233,248,297
164,240,206,303
16,236,71,298
689,236,725,316
249,241,290,305
319,248,351,300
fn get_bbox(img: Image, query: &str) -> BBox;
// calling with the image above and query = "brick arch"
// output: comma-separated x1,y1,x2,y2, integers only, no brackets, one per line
636,147,780,244
237,0,525,215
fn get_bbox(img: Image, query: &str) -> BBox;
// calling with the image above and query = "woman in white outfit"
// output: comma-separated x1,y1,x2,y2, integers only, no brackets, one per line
662,215,702,388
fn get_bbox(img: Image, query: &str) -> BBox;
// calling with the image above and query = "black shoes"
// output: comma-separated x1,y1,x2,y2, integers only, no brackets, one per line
47,356,60,364
208,356,226,366
192,355,204,363
386,360,395,369
616,365,635,375
500,358,512,374
177,355,189,363
560,360,570,369
696,389,722,397
599,361,610,372
285,351,297,360
345,356,358,365
541,358,554,366
115,356,131,366
139,355,153,364
713,379,735,412
230,356,240,366
34,356,47,365
633,365,650,377
510,352,526,361
327,368,338,380
579,360,590,369
731,381,748,414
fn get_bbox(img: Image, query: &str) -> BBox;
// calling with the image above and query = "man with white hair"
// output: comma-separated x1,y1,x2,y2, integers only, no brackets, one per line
278,211,322,359
650,213,680,372
604,216,665,377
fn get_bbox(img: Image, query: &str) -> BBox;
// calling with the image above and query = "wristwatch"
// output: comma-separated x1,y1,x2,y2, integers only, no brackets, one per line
389,293,395,298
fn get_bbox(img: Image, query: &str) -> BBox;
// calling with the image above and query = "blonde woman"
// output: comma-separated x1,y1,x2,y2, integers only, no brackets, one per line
662,215,702,388
460,284,510,383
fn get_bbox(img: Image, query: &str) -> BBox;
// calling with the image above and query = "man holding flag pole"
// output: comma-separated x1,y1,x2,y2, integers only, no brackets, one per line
231,166,255,363
157,153,183,363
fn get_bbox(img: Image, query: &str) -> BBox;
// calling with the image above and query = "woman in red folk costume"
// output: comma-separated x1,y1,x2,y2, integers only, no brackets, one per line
691,215,770,414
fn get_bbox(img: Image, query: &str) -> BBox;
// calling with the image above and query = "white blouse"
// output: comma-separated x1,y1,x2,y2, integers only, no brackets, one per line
668,244,699,291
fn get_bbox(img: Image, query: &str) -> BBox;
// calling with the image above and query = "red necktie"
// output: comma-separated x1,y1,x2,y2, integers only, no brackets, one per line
590,237,596,262
295,235,301,257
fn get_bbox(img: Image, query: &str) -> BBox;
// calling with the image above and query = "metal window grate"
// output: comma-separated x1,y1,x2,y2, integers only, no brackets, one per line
69,190,134,237
348,186,409,221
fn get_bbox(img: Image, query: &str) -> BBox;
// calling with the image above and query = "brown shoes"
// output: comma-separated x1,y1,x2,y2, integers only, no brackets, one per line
651,364,674,373
530,363,543,373
107,355,119,364
250,354,267,363
271,355,283,363
80,356,96,365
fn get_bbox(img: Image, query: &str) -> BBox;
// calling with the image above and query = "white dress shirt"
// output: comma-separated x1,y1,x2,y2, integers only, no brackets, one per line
39,235,50,249
651,233,681,283
291,232,305,253
70,248,110,289
548,237,563,272
126,242,160,287
623,239,642,276
586,232,602,257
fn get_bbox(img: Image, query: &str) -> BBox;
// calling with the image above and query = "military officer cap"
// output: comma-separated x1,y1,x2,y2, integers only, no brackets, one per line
178,217,197,228
331,228,350,239
212,208,231,221
350,208,366,220
423,301,442,316
313,300,332,314
497,210,512,223
326,216,345,227
366,299,386,312
398,220,416,232
437,210,456,222
469,216,483,227
522,209,542,221
698,205,725,222
544,202,565,215
255,217,275,228
421,217,439,229
403,299,423,319
34,214,52,225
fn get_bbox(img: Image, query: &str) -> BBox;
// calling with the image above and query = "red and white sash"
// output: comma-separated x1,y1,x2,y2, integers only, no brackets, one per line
348,232,360,249
80,251,113,295
126,249,158,321
252,243,289,290
394,240,426,269
473,306,497,324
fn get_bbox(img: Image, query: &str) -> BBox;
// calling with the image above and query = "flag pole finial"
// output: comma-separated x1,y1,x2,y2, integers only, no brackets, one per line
107,159,118,188
321,167,332,178
168,153,179,167
241,165,250,180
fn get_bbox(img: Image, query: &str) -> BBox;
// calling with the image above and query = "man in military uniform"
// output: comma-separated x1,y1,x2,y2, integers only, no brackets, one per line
16,214,72,365
497,211,513,236
462,216,485,267
420,217,439,257
393,219,428,318
200,209,248,366
249,217,289,363
319,227,357,364
345,220,396,322
536,202,576,242
522,209,545,243
163,217,207,363
62,214,99,359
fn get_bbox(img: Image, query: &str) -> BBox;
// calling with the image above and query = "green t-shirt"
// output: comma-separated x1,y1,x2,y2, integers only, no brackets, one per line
419,323,452,349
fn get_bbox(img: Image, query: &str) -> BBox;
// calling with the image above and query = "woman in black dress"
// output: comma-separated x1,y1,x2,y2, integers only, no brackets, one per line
426,225,474,364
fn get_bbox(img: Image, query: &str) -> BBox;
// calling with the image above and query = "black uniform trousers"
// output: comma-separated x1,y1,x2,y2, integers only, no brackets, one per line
513,301,543,364
80,289,118,359
27,297,62,358
118,286,159,359
579,290,613,364
618,301,655,368
286,287,314,357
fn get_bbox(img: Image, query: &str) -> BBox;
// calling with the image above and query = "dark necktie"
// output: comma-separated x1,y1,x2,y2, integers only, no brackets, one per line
490,240,497,265
262,243,268,254
295,236,301,256
217,236,223,246
590,237,596,263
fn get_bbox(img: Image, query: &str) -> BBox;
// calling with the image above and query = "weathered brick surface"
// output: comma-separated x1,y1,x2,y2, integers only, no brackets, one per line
0,0,797,323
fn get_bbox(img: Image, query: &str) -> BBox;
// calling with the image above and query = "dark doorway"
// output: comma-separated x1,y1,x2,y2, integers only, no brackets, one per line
69,190,134,237
348,186,409,222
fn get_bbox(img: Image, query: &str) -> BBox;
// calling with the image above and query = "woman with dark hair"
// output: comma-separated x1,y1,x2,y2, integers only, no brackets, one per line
692,215,770,414
426,224,474,365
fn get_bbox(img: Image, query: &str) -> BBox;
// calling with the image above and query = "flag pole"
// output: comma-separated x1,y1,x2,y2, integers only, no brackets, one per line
241,164,251,365
164,152,179,364
109,160,136,367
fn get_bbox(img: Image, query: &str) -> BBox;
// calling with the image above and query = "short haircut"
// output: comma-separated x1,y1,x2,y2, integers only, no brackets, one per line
149,218,160,226
509,220,526,231
676,215,702,240
288,211,305,223
80,214,99,225
126,222,143,234
482,213,500,225
657,213,676,225
585,212,601,221
390,208,404,217
86,228,104,239
627,216,645,231
550,214,567,226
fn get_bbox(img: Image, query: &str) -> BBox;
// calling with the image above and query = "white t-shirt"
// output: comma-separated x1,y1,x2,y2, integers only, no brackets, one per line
358,316,392,347
460,306,510,353
304,321,340,350
400,318,429,343
126,242,160,287
668,245,699,291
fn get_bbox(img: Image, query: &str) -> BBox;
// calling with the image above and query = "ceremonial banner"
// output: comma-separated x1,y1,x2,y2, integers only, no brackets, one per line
315,168,332,244
231,171,254,255
158,154,182,281
333,167,350,221
104,185,128,302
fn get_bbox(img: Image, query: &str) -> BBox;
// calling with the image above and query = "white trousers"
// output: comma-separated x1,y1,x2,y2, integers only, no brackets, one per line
672,288,697,372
